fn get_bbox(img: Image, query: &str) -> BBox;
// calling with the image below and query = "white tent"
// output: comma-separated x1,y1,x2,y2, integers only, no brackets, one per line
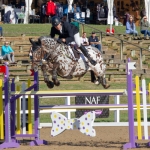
24,0,32,24
145,0,150,23
107,0,114,33
67,0,73,13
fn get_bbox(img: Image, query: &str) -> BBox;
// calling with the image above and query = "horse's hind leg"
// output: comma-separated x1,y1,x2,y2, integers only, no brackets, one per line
91,71,96,83
98,76,110,89
41,64,54,88
52,63,60,86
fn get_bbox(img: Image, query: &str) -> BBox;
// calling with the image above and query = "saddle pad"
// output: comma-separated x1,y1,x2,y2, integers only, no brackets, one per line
68,46,80,60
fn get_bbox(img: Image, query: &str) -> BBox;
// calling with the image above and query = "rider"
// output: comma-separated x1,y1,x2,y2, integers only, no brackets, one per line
50,16,97,66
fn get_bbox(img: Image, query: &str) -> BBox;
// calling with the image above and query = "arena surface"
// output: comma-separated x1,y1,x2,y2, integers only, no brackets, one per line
7,127,150,150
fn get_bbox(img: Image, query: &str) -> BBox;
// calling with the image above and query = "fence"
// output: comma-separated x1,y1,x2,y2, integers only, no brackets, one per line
6,93,149,128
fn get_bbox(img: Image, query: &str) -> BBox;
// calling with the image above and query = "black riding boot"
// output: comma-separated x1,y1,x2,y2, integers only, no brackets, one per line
79,45,97,66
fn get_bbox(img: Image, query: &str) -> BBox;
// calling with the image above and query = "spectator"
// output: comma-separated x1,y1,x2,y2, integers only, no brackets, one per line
88,32,101,51
80,32,89,46
72,3,81,20
40,0,46,23
141,16,150,39
15,0,21,8
123,9,130,25
1,41,15,63
113,3,117,18
140,8,146,18
4,10,11,24
126,15,138,36
0,27,3,37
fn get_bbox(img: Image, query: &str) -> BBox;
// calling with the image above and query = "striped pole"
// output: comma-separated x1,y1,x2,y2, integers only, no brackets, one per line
135,76,142,140
0,79,4,139
28,79,32,134
16,86,21,134
142,79,148,139
123,60,137,149
148,83,150,103
11,78,16,142
22,83,26,134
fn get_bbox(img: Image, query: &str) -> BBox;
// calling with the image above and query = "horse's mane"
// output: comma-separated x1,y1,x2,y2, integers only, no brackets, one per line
39,36,57,43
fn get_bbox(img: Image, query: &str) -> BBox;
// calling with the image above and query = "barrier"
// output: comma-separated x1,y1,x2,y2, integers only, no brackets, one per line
0,60,149,150
0,64,47,150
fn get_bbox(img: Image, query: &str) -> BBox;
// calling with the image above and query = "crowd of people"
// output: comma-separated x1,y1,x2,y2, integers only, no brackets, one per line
80,32,101,51
1,0,150,63
125,14,150,40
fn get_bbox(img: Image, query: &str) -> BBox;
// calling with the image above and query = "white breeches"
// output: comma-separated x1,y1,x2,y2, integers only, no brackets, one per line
74,32,81,47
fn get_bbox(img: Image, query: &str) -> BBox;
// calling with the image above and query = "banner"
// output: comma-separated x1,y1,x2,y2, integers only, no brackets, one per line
75,95,109,118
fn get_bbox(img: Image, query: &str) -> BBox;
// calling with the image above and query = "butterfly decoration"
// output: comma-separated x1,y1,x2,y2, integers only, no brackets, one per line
51,111,96,137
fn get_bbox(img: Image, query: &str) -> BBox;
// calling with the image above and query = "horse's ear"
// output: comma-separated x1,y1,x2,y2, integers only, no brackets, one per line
38,38,41,46
29,38,34,45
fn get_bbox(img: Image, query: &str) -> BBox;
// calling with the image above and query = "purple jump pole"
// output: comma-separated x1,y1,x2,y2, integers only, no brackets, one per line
123,59,138,150
10,79,16,142
30,71,47,146
0,64,20,149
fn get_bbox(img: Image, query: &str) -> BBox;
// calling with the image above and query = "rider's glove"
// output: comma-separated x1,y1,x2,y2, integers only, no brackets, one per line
57,39,62,44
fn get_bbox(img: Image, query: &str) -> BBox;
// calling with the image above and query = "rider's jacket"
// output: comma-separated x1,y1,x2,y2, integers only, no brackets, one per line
50,21,79,44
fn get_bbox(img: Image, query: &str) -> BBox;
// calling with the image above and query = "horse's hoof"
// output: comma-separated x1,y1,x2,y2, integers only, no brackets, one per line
55,80,60,86
47,81,54,88
94,80,100,85
103,84,110,89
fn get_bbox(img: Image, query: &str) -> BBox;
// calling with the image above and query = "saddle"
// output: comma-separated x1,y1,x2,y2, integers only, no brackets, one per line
69,44,81,59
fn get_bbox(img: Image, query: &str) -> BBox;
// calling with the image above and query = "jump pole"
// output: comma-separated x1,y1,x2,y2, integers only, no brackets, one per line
0,64,20,149
30,70,47,146
123,60,138,149
0,60,145,150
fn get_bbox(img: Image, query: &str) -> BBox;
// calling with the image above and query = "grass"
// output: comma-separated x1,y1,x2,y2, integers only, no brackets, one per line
1,24,141,37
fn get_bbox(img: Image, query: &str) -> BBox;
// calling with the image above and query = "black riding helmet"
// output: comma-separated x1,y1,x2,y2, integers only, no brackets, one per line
51,16,61,27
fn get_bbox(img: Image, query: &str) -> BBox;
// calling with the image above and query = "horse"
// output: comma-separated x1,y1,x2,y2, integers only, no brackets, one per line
29,36,110,89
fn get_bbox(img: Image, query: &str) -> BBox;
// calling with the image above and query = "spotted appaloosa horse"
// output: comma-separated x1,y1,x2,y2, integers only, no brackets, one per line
29,36,110,89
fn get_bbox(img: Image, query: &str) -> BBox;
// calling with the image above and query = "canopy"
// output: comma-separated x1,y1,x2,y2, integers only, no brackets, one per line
107,0,114,25
107,0,114,33
67,0,73,13
24,0,32,24
145,0,150,23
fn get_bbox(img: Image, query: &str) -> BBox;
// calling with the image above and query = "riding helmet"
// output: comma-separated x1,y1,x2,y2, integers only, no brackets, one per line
51,16,61,27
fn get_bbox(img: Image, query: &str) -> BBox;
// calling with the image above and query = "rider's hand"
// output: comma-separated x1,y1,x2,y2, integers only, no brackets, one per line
57,39,62,44
61,38,66,42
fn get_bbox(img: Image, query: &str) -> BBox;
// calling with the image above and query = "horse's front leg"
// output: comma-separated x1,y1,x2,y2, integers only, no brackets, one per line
98,76,110,89
41,64,54,88
52,62,60,86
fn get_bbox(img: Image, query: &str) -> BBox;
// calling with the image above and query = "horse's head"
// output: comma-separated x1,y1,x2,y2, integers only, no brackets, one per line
29,37,59,72
29,38,45,72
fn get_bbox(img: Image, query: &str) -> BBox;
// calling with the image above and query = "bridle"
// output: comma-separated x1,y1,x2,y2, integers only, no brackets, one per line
32,46,46,67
